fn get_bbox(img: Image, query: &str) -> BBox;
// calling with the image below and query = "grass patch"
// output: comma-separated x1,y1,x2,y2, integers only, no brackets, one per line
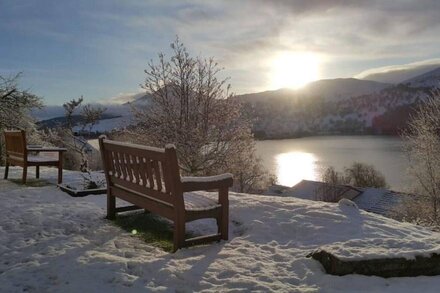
9,179,52,187
113,211,177,252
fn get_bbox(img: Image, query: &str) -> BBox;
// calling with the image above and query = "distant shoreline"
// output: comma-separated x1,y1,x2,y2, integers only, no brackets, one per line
253,132,401,141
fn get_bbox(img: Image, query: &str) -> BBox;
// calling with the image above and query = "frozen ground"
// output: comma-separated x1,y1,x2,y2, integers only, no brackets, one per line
2,166,440,292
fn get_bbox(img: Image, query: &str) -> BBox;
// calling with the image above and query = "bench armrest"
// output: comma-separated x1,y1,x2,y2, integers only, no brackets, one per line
181,173,233,192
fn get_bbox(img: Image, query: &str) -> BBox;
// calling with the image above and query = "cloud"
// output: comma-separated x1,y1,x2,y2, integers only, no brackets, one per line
356,59,440,77
355,58,440,83
168,1,440,75
3,0,440,100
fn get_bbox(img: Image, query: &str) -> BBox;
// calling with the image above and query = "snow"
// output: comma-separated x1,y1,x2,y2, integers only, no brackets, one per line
2,166,440,292
181,173,233,183
184,193,220,211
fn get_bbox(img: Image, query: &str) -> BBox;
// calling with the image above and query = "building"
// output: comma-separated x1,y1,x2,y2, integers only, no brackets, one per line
265,180,410,219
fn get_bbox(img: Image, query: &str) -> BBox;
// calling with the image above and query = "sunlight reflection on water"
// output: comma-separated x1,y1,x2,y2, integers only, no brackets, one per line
275,152,318,187
256,136,408,190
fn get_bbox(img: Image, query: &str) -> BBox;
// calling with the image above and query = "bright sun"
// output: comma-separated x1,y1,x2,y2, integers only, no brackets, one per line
270,52,320,89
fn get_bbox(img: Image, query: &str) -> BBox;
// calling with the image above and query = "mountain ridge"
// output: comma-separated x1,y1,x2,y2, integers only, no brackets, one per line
237,69,439,139
34,67,440,137
236,78,391,104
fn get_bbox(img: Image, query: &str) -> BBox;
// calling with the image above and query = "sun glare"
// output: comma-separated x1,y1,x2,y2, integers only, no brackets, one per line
270,52,320,89
276,152,317,187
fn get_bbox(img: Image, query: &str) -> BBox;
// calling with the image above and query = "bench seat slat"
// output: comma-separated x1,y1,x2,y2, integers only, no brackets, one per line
184,193,220,211
27,155,59,163
183,234,222,247
110,186,175,220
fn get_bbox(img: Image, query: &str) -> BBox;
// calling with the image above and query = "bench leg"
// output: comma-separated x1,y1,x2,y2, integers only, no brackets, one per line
4,162,9,179
219,188,229,241
216,217,221,235
36,166,40,179
173,216,185,252
107,193,116,220
22,166,27,184
57,153,63,184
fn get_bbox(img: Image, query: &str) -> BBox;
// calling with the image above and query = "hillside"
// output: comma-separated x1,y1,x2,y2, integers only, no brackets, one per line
32,68,440,137
237,69,439,139
403,67,440,88
2,167,440,291
237,78,390,104
33,94,151,133
36,113,122,129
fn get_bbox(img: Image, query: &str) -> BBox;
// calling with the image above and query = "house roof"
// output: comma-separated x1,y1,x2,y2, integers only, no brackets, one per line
266,180,362,202
352,188,406,217
265,180,409,218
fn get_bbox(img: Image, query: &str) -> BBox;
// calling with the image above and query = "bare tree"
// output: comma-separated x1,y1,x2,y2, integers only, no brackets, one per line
322,166,347,185
129,38,273,192
317,166,349,202
225,135,276,193
402,91,440,226
344,162,387,188
45,97,106,171
80,104,106,135
0,73,43,164
321,163,387,188
63,96,83,129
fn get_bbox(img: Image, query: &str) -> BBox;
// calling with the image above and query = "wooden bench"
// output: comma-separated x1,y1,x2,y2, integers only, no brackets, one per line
3,130,67,184
98,136,233,252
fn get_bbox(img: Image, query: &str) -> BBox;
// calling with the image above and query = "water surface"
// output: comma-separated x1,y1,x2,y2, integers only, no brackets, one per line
255,136,409,191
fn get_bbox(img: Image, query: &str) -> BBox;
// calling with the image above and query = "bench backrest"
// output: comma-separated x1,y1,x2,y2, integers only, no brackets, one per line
4,130,27,161
99,137,183,207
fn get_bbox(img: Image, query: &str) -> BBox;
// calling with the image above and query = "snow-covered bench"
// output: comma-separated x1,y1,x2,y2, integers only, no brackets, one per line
3,130,66,184
98,136,233,252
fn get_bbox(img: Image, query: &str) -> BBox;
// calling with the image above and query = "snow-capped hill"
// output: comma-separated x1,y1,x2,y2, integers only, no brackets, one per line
31,105,67,121
34,103,137,132
302,78,391,102
236,88,295,104
403,67,440,88
33,93,152,133
245,82,432,139
124,93,152,105
2,167,440,292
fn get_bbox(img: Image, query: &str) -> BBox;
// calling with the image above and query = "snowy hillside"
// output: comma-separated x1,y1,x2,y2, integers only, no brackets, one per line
33,69,439,136
237,78,390,104
34,103,136,133
32,94,152,133
2,167,440,292
243,81,435,138
403,67,440,88
301,78,391,102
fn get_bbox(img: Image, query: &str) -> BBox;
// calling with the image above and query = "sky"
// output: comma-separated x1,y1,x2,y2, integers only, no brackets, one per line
1,0,440,105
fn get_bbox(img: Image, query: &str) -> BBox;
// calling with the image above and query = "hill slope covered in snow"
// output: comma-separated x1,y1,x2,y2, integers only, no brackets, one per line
238,69,439,138
33,68,440,137
2,167,440,292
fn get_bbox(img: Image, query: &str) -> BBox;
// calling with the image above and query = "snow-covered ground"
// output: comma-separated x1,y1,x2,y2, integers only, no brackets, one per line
2,167,440,292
